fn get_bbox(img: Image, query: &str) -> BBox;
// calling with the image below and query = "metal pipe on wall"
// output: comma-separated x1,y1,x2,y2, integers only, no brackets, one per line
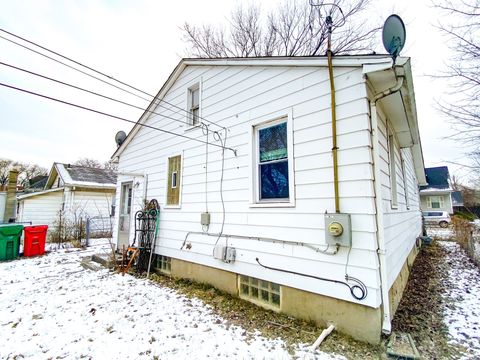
326,16,340,214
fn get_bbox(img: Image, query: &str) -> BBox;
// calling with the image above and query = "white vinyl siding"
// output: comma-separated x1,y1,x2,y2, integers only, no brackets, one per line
17,188,115,236
68,189,115,219
420,193,452,213
372,98,422,290
117,64,382,307
17,191,63,229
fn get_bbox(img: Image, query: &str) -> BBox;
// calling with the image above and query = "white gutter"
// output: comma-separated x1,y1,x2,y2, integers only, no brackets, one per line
369,74,404,335
17,187,64,200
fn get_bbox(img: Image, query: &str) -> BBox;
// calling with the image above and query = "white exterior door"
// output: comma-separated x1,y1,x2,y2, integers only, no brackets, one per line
117,182,133,250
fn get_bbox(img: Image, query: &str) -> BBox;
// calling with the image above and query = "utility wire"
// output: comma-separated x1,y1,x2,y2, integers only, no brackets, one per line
0,34,151,102
0,28,225,130
0,60,207,130
0,81,236,153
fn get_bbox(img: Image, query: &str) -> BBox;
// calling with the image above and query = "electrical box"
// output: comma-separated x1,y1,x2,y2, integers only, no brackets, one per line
324,213,352,247
213,245,225,260
201,212,210,226
225,247,236,263
213,245,236,263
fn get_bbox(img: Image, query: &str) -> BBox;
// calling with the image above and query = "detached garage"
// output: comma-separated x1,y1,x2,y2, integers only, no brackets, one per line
17,163,116,237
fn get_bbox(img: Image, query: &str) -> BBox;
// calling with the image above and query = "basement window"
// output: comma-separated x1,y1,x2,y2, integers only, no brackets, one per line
154,255,171,274
239,275,280,308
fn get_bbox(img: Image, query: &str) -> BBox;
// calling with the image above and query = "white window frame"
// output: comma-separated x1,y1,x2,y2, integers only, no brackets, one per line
163,152,183,209
185,81,202,129
401,154,410,210
428,195,444,209
388,133,398,209
249,109,295,208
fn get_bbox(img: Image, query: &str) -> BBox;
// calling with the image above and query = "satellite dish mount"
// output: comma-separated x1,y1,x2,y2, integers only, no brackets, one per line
115,131,127,147
382,14,406,65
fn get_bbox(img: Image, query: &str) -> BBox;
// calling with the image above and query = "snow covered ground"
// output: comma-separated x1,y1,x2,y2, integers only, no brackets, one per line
427,226,455,240
439,241,480,359
0,239,342,360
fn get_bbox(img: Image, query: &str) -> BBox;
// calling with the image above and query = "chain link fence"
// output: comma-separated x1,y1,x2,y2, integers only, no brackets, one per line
85,216,114,247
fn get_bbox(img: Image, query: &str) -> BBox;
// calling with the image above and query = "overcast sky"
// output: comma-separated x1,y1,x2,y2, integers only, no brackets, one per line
0,1,470,181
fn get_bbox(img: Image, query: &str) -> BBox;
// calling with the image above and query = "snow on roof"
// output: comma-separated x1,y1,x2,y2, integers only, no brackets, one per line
419,187,453,194
47,163,117,189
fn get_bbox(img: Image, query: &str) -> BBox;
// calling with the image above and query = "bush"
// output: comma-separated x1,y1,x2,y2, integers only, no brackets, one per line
452,216,474,250
453,211,476,221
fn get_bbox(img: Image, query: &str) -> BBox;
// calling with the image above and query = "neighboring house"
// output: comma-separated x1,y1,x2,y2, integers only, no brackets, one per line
420,166,454,214
26,175,48,192
111,55,426,343
17,163,116,232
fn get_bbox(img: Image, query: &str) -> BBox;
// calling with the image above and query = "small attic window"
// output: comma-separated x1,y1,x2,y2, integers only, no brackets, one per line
187,84,200,127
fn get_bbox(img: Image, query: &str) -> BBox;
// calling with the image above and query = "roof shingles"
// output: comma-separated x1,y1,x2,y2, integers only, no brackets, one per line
64,165,116,185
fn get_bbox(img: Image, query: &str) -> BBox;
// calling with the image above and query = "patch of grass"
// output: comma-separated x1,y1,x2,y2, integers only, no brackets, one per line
147,273,383,358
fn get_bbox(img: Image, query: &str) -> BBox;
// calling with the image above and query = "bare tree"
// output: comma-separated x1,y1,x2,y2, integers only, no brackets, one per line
434,1,480,145
182,0,378,58
17,163,48,188
0,158,47,188
0,159,14,187
74,158,103,169
103,161,118,171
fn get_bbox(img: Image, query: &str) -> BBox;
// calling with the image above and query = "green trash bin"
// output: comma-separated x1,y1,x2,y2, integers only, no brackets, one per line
0,224,24,261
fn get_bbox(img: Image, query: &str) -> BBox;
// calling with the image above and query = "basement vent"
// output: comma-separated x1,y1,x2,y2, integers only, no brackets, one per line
239,275,280,308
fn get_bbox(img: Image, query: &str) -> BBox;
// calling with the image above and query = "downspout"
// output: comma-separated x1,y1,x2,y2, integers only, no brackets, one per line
326,15,340,213
369,75,404,335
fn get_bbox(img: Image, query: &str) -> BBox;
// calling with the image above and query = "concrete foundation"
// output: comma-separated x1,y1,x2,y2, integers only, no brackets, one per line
166,243,419,345
388,242,420,316
170,258,382,344
171,259,238,296
281,285,382,344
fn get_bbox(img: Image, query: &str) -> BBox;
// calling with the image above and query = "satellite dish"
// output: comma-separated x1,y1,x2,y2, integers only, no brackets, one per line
115,131,127,147
382,14,406,63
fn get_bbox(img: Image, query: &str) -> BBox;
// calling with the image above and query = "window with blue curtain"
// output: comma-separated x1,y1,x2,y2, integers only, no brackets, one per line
258,121,289,200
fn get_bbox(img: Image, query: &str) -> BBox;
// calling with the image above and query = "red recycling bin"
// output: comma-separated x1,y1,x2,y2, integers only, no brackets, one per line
23,225,48,257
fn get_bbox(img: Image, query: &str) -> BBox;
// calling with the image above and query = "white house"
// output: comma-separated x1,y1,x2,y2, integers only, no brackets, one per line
419,166,454,214
111,55,426,343
17,163,116,235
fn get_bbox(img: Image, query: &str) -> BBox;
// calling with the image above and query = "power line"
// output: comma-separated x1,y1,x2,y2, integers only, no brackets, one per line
0,34,151,103
0,28,225,130
0,81,236,154
0,60,202,129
